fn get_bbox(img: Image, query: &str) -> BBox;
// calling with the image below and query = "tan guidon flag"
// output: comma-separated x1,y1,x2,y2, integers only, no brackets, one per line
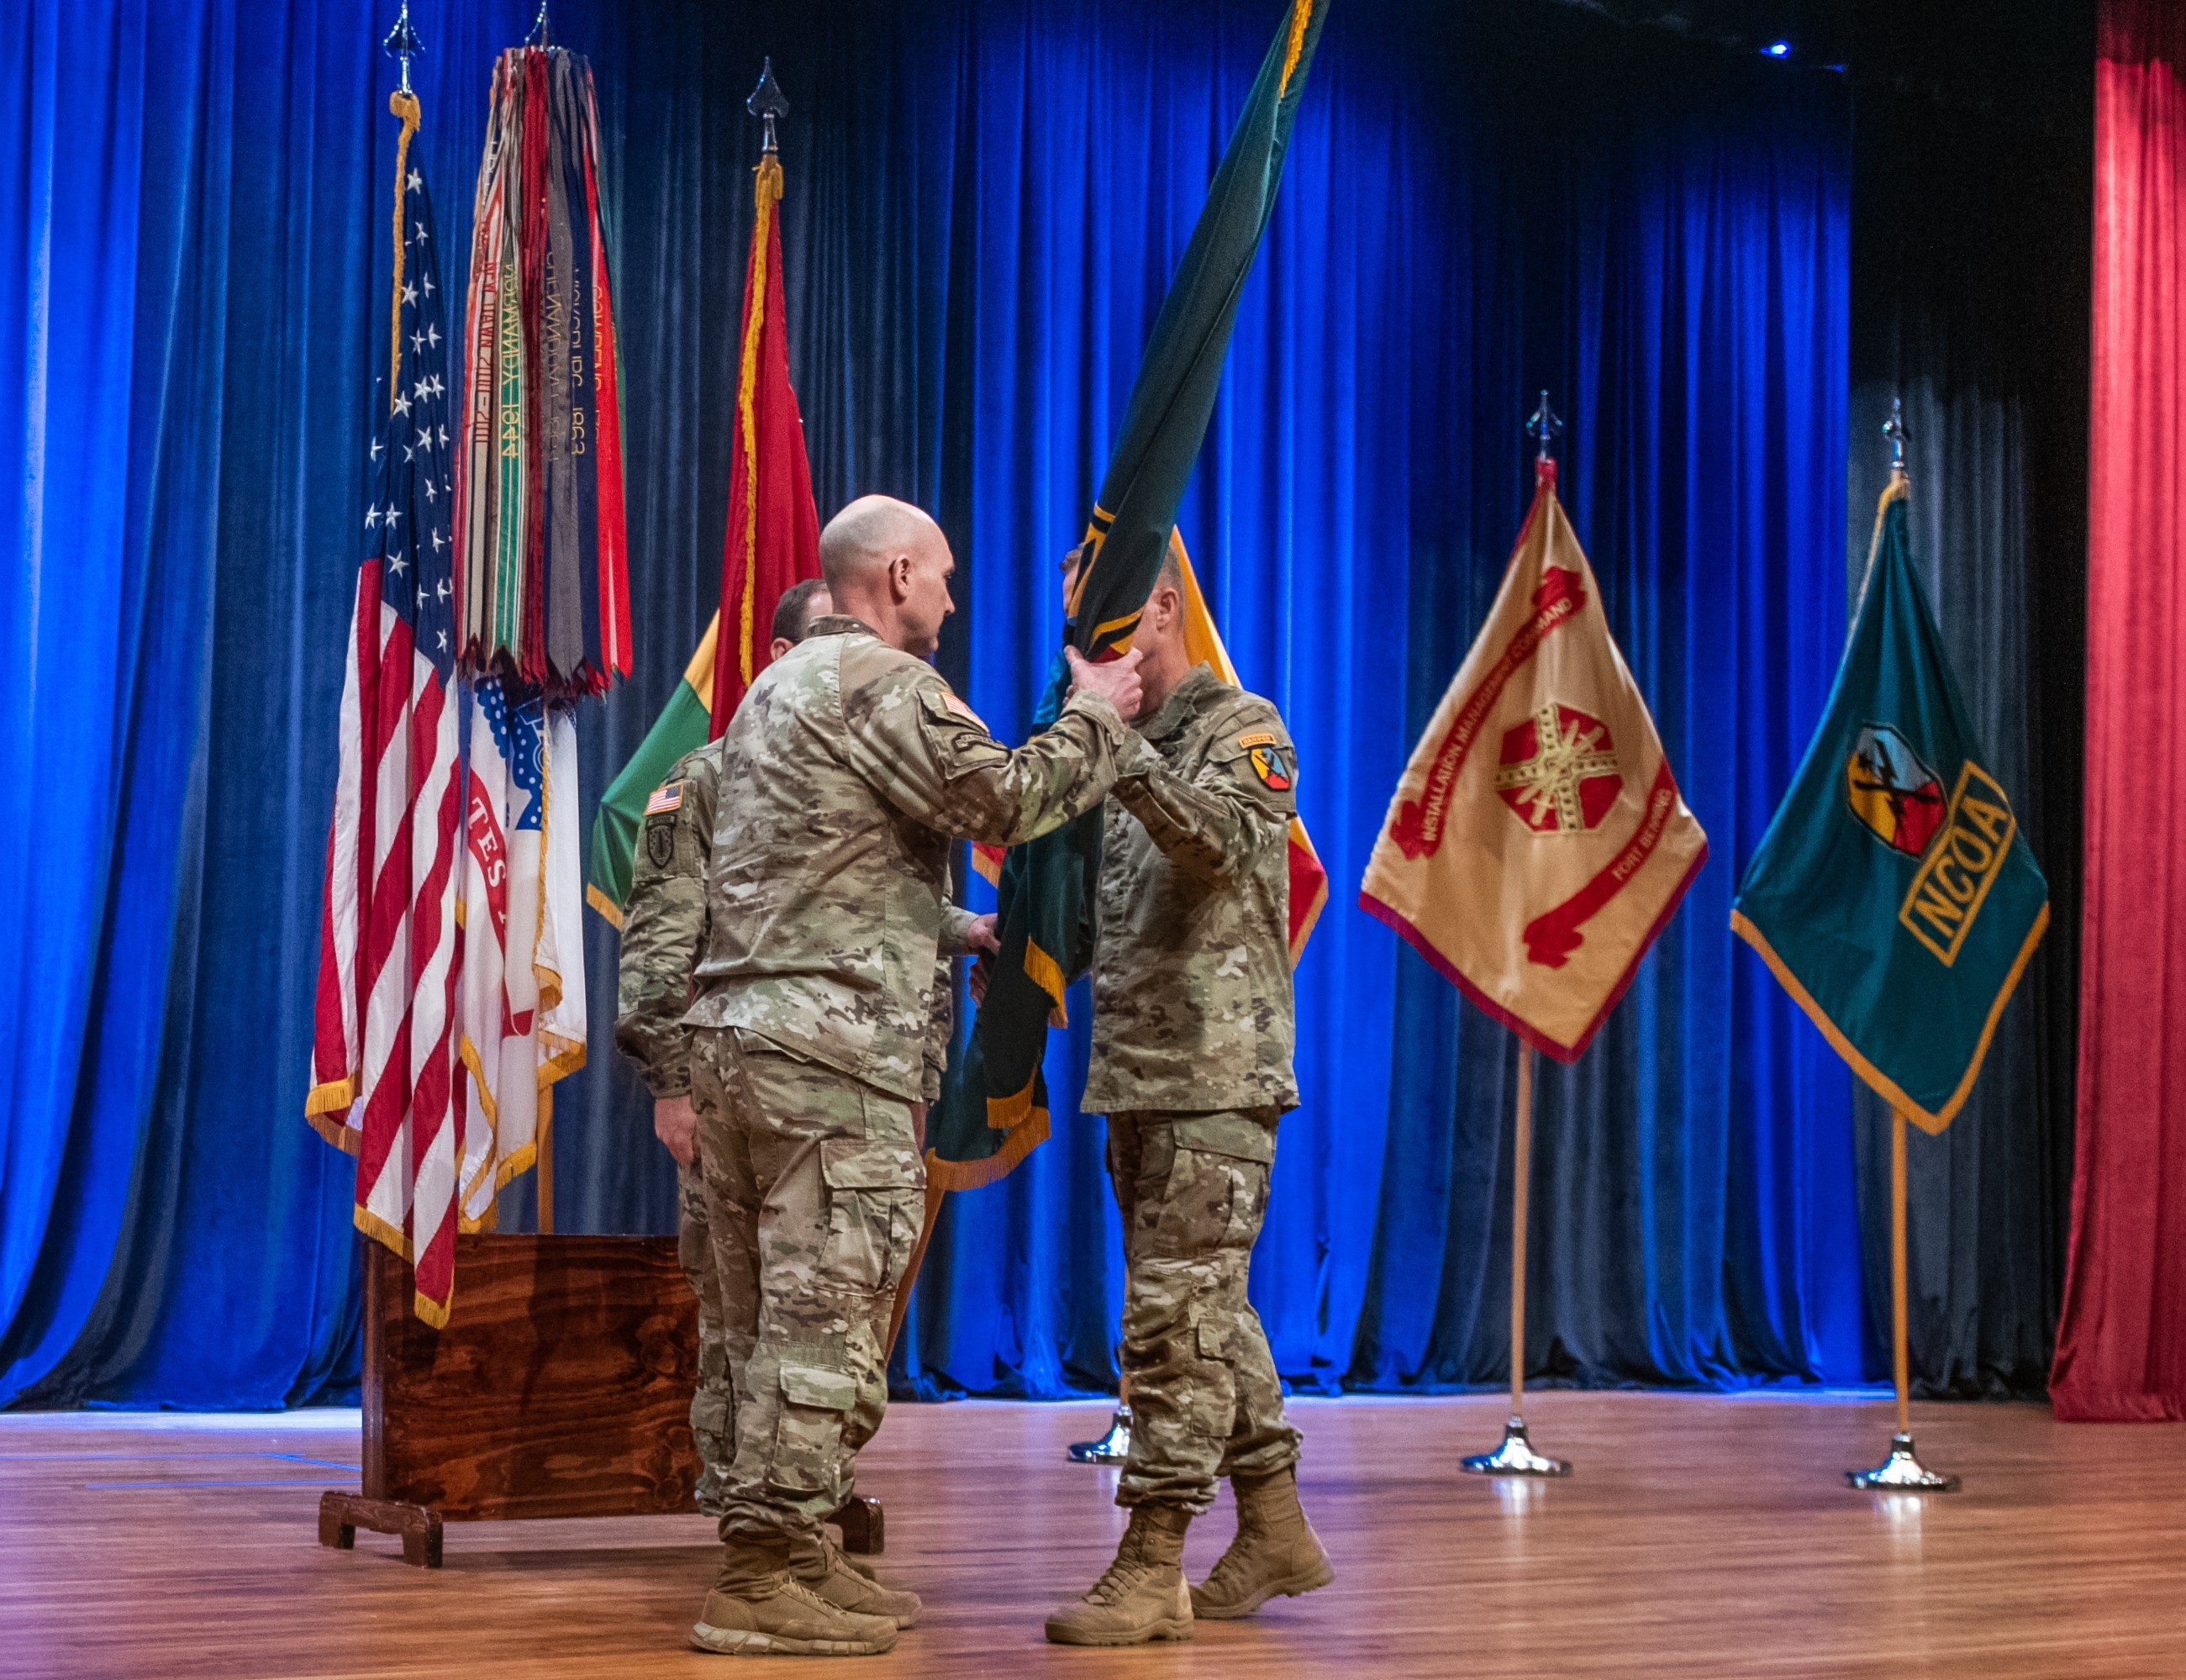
1361,465,1707,1061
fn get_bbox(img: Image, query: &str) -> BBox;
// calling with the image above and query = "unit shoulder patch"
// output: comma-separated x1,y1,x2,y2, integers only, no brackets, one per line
1247,743,1293,792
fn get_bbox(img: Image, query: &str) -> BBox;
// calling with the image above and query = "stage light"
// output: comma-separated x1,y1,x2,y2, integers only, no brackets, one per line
1762,40,1792,58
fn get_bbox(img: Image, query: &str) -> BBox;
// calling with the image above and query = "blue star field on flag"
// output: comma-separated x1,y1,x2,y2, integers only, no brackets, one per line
365,162,456,682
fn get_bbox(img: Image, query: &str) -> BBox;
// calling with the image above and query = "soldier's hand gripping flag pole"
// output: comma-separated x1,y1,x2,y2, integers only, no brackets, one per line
1359,397,1710,1476
888,0,1331,1371
970,529,1332,958
1731,403,2048,1492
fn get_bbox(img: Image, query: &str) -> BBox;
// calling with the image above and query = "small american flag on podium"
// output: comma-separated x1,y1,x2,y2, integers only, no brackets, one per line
306,89,463,1326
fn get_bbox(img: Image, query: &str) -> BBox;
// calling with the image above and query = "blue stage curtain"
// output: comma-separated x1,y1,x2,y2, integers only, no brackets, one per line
3,0,1871,1408
0,0,192,1407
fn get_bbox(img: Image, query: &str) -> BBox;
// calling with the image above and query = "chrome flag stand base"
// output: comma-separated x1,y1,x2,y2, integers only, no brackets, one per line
1461,1415,1570,1477
1068,1407,1133,1465
1847,1432,1959,1493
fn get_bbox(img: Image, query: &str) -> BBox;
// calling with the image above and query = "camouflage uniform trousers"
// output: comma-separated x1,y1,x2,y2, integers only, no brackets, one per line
676,1160,740,1515
1107,1108,1303,1514
690,1024,923,1545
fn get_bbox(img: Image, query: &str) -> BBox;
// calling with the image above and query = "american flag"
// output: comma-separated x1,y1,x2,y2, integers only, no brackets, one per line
307,110,464,1327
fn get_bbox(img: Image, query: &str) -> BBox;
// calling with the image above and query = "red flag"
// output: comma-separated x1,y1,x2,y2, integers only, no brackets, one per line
1360,465,1706,1062
709,152,821,738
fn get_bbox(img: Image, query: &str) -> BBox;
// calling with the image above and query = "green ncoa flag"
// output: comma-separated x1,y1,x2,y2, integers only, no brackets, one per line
927,0,1328,1190
1731,479,2048,1133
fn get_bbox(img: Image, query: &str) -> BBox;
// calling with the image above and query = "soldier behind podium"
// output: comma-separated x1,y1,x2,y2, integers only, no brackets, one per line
614,576,831,1517
682,495,1146,1658
1036,545,1332,1646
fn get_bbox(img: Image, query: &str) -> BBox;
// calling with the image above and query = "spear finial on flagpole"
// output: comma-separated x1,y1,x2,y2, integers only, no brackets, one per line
748,58,789,156
1883,397,1909,478
382,0,423,96
1526,389,1564,473
525,0,552,47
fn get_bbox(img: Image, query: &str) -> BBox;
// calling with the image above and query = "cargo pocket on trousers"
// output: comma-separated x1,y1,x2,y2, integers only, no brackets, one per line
1169,1115,1274,1253
819,1139,921,1293
1184,1309,1239,1439
770,1361,856,1495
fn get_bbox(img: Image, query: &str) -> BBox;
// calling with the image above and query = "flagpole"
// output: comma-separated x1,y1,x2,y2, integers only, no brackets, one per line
1847,1106,1957,1491
1460,398,1575,1482
536,1102,555,1235
1841,408,1958,1494
1892,1109,1910,1439
1508,1043,1533,1417
1462,1037,1568,1477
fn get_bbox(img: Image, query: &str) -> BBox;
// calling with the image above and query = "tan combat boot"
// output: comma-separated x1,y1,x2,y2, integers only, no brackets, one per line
691,1535,900,1656
788,1530,922,1627
1190,1465,1334,1619
1044,1503,1195,1646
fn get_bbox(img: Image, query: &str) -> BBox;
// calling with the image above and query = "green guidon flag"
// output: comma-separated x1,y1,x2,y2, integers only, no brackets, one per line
927,0,1330,1192
1731,477,2049,1133
586,619,719,925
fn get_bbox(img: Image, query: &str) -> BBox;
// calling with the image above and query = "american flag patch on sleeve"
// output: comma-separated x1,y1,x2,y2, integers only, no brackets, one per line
645,782,683,815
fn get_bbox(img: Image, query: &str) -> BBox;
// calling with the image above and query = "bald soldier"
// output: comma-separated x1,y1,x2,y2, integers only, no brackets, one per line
683,495,1146,1658
614,576,832,1517
1038,545,1330,1646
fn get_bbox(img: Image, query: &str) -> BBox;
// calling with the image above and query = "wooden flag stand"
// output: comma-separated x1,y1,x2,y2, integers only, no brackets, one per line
318,1233,883,1567
1846,1109,1960,1492
1461,1042,1572,1477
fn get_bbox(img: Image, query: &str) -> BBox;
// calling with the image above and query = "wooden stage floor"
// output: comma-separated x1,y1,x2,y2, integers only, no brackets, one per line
3,1393,2183,1679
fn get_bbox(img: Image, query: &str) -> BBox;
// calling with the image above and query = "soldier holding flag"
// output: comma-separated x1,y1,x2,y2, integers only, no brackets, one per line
682,495,1144,1657
1030,545,1333,1647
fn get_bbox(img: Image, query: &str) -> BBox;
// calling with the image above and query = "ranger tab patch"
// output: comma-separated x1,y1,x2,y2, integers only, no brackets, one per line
645,782,683,815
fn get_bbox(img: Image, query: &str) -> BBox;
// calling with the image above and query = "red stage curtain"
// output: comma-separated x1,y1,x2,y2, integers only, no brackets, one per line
2052,0,2186,1423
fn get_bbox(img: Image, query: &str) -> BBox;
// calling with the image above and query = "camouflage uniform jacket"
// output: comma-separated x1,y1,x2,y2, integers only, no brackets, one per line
684,614,1129,1101
612,740,724,1099
614,739,958,1102
1082,664,1298,1114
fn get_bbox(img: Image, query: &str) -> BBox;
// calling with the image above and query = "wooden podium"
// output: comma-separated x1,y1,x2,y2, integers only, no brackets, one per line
317,1233,881,1567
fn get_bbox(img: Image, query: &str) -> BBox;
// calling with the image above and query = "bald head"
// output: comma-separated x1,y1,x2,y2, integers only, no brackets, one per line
820,496,940,594
819,495,956,658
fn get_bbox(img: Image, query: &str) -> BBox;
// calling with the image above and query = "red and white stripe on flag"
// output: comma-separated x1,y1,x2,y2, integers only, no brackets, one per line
456,679,587,1226
308,569,464,1328
1360,466,1707,1062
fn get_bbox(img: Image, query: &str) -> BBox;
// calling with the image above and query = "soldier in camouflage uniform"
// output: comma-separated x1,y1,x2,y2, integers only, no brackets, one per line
1044,547,1332,1647
614,577,832,1519
682,496,1146,1659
